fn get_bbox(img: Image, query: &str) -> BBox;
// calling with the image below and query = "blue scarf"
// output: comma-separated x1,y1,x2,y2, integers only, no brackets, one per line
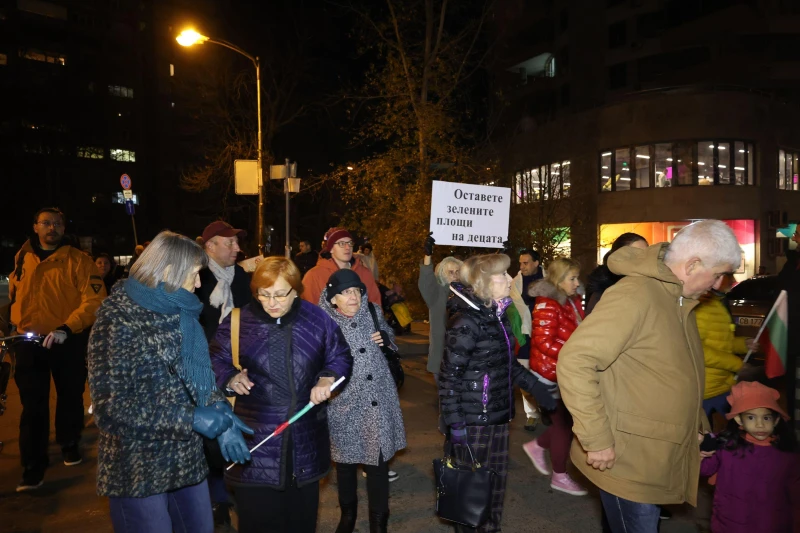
124,277,215,406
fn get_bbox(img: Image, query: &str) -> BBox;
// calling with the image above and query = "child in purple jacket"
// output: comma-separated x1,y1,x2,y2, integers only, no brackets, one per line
700,381,800,533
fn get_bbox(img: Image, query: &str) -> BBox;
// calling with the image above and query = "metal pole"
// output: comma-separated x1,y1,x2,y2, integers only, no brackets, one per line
256,57,264,256
130,214,139,246
285,158,291,258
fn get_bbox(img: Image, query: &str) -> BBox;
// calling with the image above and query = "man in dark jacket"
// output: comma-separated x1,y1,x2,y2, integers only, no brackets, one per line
294,240,318,276
195,220,251,525
196,221,251,341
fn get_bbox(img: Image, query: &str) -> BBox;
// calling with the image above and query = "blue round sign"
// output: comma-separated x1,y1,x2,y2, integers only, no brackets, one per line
120,174,132,190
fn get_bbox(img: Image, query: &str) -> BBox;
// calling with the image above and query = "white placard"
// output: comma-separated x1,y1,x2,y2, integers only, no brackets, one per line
238,255,264,273
429,181,510,248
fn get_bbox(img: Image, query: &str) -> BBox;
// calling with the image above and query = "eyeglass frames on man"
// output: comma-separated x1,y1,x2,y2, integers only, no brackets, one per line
334,240,354,248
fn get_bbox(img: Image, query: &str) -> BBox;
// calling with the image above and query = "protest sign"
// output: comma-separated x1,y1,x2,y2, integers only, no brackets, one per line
429,181,510,248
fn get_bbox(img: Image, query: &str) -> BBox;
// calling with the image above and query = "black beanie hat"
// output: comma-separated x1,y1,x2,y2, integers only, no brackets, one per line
326,269,366,297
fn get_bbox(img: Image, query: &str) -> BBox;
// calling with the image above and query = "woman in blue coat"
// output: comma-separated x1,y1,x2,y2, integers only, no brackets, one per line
88,231,252,533
210,256,352,533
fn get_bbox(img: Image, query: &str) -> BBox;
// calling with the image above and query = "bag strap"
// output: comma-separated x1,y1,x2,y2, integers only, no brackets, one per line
367,302,381,334
231,308,242,371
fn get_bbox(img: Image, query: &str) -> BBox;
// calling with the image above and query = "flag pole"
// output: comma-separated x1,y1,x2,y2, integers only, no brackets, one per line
739,290,787,367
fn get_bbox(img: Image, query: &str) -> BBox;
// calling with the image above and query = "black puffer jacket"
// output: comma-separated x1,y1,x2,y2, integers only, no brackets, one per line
439,283,555,429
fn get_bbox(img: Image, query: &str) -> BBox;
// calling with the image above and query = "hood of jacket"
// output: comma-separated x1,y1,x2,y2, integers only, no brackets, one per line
528,279,567,305
318,287,371,324
607,243,684,298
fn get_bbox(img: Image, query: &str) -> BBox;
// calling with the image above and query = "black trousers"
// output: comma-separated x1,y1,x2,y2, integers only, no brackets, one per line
235,480,319,533
13,333,87,469
336,453,389,514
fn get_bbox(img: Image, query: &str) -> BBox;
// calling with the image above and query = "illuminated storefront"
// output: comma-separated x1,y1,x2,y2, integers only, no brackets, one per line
599,220,756,281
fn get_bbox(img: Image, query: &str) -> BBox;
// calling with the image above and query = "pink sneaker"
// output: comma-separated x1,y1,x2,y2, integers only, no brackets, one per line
522,439,551,475
550,472,588,496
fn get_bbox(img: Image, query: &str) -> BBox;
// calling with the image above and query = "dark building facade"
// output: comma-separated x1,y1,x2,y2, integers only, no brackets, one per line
0,0,220,271
494,0,800,279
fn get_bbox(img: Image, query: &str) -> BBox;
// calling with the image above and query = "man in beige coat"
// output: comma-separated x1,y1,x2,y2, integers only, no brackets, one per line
558,220,742,533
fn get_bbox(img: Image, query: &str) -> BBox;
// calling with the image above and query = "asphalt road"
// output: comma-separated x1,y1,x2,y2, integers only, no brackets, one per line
0,322,713,532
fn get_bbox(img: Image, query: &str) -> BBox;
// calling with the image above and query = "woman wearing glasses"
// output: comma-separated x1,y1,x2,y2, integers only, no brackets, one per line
209,257,353,533
319,270,406,533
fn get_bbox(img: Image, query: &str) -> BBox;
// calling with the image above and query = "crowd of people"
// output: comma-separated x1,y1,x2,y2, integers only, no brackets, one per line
2,207,799,533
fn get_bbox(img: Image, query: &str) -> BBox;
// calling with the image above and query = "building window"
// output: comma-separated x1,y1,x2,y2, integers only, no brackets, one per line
545,56,556,78
0,53,6,65
608,63,627,90
654,143,672,187
608,21,627,49
108,85,134,98
77,146,104,159
600,140,755,191
110,148,135,162
19,48,66,65
778,149,799,191
169,63,174,76
513,160,571,203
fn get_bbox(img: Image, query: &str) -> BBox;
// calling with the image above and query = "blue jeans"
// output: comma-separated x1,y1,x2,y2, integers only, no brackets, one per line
703,392,730,419
599,490,660,533
109,480,213,533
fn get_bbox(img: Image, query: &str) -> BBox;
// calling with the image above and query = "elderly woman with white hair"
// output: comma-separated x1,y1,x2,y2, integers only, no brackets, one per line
440,253,557,533
558,220,743,533
88,231,253,533
418,233,463,378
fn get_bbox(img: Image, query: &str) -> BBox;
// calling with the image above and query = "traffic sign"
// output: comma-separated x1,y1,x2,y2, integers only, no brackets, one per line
125,200,135,215
120,174,132,190
123,189,133,200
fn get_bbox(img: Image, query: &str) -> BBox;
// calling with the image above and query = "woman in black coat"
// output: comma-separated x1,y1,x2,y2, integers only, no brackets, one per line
584,233,648,315
439,254,556,533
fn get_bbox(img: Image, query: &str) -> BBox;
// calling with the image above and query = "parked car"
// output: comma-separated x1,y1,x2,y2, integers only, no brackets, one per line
726,276,783,364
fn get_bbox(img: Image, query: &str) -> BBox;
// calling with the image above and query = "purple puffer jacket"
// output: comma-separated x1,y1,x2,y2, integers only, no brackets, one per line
700,444,800,533
210,299,352,489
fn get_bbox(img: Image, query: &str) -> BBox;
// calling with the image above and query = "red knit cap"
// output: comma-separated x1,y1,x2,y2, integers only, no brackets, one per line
726,381,789,420
324,227,353,252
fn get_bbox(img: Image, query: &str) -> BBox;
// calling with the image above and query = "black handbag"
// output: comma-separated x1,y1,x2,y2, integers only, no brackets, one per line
433,442,497,528
367,303,404,388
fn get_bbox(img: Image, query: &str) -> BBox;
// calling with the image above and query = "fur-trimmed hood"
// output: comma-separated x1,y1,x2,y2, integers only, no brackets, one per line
528,279,567,305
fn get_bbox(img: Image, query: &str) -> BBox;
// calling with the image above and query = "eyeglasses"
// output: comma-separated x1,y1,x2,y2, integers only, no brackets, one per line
257,288,294,303
334,240,354,248
339,287,361,297
37,220,64,229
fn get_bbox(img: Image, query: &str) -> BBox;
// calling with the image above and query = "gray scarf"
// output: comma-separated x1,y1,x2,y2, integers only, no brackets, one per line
208,259,235,322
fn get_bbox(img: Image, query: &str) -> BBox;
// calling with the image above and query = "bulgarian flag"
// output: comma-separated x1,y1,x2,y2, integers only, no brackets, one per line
762,290,789,378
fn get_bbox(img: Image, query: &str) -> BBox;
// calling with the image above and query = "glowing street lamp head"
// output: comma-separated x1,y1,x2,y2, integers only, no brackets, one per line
177,29,208,47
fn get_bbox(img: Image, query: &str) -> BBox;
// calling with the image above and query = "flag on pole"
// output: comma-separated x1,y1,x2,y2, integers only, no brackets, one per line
763,290,789,378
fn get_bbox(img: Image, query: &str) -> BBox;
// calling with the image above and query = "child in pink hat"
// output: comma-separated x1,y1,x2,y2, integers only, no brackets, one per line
700,381,799,532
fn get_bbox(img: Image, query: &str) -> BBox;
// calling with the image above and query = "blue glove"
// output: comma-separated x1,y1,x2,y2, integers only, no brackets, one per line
529,379,558,411
192,405,232,439
217,423,254,464
449,426,467,446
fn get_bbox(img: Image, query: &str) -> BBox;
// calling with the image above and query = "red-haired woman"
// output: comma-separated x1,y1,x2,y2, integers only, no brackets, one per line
210,257,352,533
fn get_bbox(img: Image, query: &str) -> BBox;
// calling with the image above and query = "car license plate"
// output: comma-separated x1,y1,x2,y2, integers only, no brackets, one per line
737,316,763,327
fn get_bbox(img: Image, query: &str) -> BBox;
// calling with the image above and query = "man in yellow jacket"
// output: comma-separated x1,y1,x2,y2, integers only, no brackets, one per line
558,220,742,533
695,274,758,419
9,208,106,492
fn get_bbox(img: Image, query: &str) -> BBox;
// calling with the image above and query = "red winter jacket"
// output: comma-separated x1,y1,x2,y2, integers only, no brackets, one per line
528,280,584,382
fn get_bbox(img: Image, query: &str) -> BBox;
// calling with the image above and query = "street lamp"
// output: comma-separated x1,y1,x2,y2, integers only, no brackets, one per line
177,28,266,255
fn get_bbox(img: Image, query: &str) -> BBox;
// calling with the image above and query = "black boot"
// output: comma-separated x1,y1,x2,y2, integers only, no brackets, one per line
335,502,358,533
369,510,389,533
212,502,232,526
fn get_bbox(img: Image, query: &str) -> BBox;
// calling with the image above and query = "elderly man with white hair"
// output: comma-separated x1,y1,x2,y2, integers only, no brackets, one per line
558,220,742,533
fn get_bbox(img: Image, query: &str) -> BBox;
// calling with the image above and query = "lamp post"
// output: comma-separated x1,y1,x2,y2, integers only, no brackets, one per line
177,29,265,255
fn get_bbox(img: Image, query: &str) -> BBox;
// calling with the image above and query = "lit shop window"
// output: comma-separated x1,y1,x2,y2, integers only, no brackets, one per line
110,148,135,162
77,146,104,159
0,53,7,65
170,63,175,76
513,160,571,204
108,85,134,98
19,48,66,65
600,140,754,191
778,149,799,191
